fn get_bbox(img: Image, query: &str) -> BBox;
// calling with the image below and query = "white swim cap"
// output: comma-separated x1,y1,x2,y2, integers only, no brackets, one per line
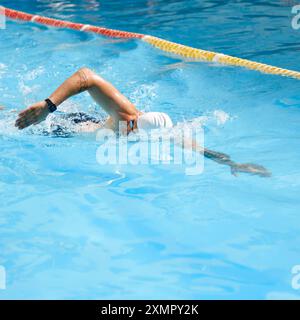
137,112,173,130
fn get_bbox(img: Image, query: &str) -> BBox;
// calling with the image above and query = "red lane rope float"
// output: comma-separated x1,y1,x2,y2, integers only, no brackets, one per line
3,7,143,38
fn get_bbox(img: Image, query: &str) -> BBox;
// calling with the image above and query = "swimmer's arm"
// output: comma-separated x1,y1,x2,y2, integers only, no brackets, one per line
179,137,271,177
15,68,133,129
15,68,94,129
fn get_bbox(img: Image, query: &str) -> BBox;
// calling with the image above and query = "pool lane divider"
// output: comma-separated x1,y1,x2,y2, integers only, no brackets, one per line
2,7,300,80
2,7,143,38
143,36,300,79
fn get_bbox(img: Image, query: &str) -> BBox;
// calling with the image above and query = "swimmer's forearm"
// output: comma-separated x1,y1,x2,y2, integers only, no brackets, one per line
48,68,94,106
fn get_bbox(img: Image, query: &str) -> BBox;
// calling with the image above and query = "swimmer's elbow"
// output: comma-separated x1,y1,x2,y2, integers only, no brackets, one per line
78,67,94,77
77,67,97,88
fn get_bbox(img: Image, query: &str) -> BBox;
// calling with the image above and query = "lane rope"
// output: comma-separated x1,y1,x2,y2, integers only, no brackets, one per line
143,36,300,79
2,7,143,38
2,6,300,80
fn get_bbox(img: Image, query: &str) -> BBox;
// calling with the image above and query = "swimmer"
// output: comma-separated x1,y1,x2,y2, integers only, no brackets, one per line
15,68,271,177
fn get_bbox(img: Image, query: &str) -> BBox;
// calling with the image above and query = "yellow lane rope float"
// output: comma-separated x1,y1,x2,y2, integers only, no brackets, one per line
143,36,300,79
2,7,300,80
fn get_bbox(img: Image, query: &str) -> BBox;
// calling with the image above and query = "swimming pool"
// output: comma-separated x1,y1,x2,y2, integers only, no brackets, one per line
1,0,300,299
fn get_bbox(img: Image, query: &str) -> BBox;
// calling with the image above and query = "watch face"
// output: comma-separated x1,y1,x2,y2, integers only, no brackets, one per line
46,99,57,112
49,104,56,112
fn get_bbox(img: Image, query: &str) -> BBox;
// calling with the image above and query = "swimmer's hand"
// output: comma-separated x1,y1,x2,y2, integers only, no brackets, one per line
230,163,271,178
15,101,50,129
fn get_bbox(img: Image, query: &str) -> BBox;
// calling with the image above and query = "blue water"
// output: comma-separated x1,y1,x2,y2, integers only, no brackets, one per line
0,0,300,299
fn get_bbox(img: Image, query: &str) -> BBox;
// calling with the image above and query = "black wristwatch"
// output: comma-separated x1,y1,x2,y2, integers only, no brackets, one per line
45,98,57,113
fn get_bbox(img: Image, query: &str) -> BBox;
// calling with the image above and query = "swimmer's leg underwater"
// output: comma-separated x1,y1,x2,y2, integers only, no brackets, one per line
176,135,271,177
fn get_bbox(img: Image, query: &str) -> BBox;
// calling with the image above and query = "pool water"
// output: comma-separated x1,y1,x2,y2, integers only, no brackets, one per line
0,0,300,299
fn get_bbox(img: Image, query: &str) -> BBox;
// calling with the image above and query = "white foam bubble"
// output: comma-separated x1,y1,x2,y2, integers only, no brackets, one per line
213,109,230,125
0,63,7,79
23,66,45,81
